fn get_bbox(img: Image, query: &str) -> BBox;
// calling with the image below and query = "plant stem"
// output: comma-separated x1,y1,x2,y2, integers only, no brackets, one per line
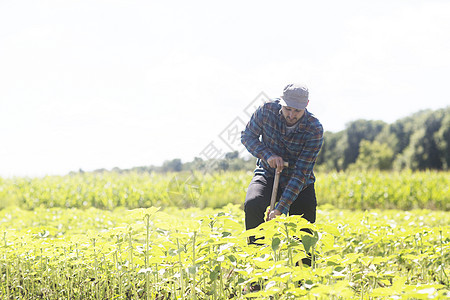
176,237,185,299
145,214,151,300
192,231,197,300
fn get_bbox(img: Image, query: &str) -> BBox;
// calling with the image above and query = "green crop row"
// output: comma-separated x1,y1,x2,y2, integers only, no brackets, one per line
0,170,448,211
316,170,450,210
0,205,449,299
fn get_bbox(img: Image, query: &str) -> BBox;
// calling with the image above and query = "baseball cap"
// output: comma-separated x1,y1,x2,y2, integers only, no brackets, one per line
280,83,309,110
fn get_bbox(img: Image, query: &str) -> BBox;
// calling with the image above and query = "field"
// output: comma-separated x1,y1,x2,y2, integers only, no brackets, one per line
0,171,449,299
1,170,449,210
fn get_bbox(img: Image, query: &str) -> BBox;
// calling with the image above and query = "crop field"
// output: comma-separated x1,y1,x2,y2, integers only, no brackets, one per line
1,170,449,211
0,171,449,299
1,204,449,299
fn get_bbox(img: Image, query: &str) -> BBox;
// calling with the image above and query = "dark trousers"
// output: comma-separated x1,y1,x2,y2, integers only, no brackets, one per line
244,174,317,244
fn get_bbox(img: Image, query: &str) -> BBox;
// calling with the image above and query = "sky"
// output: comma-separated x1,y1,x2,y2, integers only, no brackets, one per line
1,0,449,178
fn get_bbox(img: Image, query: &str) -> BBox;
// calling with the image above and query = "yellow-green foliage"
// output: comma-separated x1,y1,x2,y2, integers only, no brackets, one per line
0,205,449,299
316,170,450,210
1,170,449,210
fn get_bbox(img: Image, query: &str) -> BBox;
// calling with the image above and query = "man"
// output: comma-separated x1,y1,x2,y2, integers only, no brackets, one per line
241,83,324,244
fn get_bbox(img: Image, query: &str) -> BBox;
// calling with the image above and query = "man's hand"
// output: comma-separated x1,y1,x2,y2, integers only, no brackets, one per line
267,155,286,174
266,209,282,221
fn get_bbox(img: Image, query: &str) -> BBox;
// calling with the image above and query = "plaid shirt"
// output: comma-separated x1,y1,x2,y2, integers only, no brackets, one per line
241,100,324,215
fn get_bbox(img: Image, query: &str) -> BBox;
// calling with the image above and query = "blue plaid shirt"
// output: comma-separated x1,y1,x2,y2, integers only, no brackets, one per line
241,100,324,215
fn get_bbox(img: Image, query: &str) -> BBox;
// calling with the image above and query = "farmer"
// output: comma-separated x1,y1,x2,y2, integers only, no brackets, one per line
241,83,324,245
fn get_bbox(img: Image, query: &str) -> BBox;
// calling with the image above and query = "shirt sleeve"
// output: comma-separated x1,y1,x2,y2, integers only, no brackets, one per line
241,104,274,162
275,125,324,215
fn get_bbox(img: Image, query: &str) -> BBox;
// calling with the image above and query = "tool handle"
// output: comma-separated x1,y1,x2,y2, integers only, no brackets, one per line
269,162,289,212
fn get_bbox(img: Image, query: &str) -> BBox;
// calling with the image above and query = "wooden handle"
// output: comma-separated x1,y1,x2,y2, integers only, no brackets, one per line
269,162,289,212
269,172,281,211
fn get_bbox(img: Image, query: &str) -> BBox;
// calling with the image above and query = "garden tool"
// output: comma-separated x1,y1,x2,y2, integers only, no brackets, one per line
269,161,289,214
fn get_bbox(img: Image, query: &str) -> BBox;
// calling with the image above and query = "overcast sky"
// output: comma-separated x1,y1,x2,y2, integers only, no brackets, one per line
1,0,449,177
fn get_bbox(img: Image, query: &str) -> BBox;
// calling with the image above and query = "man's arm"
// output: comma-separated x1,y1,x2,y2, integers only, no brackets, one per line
275,127,324,215
241,105,275,162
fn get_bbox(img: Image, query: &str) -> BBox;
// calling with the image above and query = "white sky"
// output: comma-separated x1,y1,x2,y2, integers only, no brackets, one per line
1,0,449,177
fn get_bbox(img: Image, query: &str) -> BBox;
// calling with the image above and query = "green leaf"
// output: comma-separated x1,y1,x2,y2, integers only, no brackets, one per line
188,265,198,274
271,237,281,252
227,254,236,263
320,233,334,252
301,232,319,253
318,224,340,236
292,251,307,264
209,265,220,281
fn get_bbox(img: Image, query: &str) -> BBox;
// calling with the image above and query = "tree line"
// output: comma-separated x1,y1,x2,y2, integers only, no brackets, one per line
317,106,450,171
89,106,449,175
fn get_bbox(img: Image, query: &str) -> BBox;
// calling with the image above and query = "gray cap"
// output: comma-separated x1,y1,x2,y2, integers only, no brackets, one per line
280,83,309,110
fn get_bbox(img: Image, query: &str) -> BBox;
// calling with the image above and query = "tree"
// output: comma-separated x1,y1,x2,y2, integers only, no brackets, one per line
342,120,387,169
225,151,239,160
434,110,450,170
162,159,183,172
394,109,446,170
318,107,449,171
316,131,346,171
349,140,394,170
